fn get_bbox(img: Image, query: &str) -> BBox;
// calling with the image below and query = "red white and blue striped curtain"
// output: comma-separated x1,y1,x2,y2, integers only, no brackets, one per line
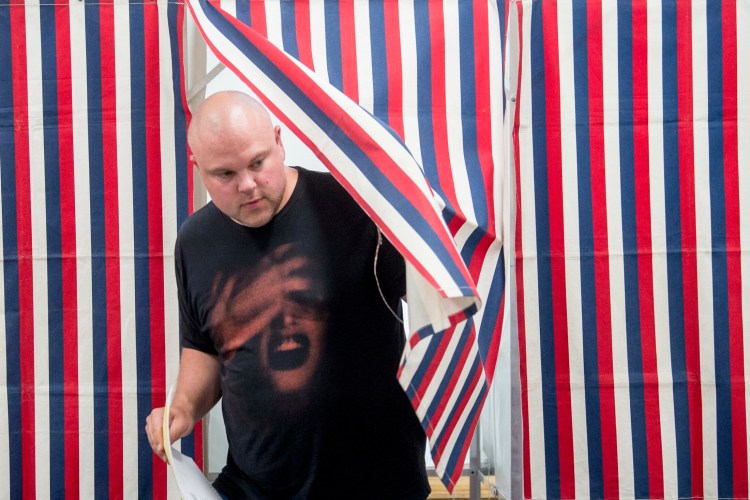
186,0,507,492
511,1,750,498
0,1,195,498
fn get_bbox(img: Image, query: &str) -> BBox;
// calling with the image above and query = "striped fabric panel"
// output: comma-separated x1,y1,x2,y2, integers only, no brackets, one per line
187,0,505,491
511,1,749,498
0,1,193,498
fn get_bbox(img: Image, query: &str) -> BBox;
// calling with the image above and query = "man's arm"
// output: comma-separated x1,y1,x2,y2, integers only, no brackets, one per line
144,347,221,462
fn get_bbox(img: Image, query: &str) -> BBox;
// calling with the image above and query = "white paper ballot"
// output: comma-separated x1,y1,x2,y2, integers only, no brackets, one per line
164,386,223,500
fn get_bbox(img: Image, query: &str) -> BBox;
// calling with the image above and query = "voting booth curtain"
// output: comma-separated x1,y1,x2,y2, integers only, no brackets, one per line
1,1,750,499
511,1,750,499
0,1,195,498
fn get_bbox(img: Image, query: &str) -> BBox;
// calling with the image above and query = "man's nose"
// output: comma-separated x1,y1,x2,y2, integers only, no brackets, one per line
237,169,257,192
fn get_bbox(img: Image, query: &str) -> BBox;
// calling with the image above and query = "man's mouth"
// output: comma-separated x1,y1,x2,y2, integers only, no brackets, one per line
268,333,309,370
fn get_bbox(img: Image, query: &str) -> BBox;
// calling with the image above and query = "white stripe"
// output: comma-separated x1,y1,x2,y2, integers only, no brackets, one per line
601,2,635,496
557,2,589,497
435,365,486,482
69,3,95,497
25,3,51,496
157,0,181,396
398,0,423,169
157,14,184,498
429,331,480,442
353,1,373,113
646,1,678,496
0,143,9,500
308,1,328,78
411,320,469,420
517,3,546,495
443,0,476,225
113,2,139,498
218,0,236,19
191,3,475,305
690,2,718,495
738,0,750,487
263,0,283,51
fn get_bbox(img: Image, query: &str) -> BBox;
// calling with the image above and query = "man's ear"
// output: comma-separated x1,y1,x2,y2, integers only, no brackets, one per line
189,154,198,168
274,125,286,160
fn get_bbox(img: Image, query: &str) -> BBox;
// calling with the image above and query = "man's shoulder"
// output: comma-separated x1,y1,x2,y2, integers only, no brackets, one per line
296,166,337,189
296,167,359,211
177,202,222,243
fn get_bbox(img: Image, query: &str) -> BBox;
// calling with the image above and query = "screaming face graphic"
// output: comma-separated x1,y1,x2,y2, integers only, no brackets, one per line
209,243,330,399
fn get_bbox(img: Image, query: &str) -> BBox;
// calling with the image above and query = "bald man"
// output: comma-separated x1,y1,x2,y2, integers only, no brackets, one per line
145,91,429,499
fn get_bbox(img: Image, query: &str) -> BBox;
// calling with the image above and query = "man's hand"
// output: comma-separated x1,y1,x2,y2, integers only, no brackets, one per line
144,405,196,462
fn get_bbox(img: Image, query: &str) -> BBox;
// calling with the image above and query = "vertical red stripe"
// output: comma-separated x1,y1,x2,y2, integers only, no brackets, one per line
293,0,313,70
721,1,748,495
445,375,485,492
586,2,620,495
541,2,575,497
249,0,266,37
675,1,703,495
433,360,484,490
383,0,404,139
427,1,458,209
468,233,502,379
339,0,358,101
631,3,665,496
473,0,496,236
144,3,167,496
99,4,124,499
412,324,459,419
10,4,36,498
510,4,532,495
55,3,80,498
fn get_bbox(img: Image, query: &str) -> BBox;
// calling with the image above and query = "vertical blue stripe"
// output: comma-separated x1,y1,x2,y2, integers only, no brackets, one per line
419,323,476,436
616,2,650,496
235,0,250,28
706,3,733,496
437,369,487,480
529,2,560,497
413,1,440,199
368,2,388,124
571,3,604,497
129,2,154,495
83,2,110,497
0,7,22,498
407,321,475,421
168,1,194,459
457,1,489,230
279,1,298,60
39,3,66,496
323,0,343,91
476,249,504,361
661,1,691,495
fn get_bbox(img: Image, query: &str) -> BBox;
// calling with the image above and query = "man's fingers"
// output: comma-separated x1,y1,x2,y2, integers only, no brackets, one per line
145,408,168,463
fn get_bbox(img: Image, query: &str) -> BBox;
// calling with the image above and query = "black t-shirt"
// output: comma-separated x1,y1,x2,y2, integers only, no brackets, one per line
175,168,429,499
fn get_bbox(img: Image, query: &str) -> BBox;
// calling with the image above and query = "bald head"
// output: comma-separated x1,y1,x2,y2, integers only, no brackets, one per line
187,90,294,227
188,91,274,157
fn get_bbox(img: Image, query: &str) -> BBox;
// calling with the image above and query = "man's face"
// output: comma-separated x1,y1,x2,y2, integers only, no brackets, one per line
193,121,289,228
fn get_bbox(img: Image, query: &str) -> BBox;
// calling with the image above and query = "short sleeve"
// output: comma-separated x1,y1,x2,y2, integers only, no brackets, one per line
175,235,218,355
